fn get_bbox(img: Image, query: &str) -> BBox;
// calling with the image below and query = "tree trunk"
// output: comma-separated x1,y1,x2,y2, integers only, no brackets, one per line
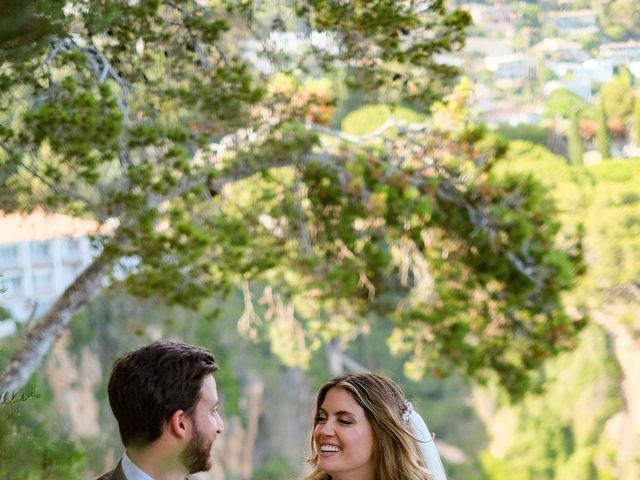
0,246,116,395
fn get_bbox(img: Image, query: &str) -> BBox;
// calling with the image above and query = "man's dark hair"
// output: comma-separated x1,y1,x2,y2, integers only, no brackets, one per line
107,341,218,447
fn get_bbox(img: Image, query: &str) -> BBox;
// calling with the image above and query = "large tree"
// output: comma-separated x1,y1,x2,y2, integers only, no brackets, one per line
0,0,583,397
592,0,640,39
600,68,635,125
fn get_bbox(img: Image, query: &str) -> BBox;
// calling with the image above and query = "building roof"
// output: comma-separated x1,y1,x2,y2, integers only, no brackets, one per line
599,40,640,51
531,37,582,53
0,210,111,245
549,9,597,19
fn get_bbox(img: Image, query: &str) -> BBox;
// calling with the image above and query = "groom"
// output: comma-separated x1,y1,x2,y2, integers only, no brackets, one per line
97,341,224,480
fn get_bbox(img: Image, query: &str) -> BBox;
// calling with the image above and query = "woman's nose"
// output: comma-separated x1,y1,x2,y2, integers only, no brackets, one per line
319,421,335,436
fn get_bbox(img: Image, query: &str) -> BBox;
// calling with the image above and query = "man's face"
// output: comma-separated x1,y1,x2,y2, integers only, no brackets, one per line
180,376,224,474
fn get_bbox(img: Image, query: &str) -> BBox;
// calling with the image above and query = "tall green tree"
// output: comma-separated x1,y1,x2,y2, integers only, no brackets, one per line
600,68,635,125
634,94,640,146
596,100,611,160
568,109,584,165
0,0,583,398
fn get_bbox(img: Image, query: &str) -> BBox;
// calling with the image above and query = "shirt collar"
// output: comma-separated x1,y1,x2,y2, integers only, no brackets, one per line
121,450,155,480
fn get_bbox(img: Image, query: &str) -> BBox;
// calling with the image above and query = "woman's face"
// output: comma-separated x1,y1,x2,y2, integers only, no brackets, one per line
313,387,375,480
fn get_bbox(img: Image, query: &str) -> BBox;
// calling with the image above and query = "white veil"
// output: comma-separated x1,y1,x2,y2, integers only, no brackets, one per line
405,403,448,480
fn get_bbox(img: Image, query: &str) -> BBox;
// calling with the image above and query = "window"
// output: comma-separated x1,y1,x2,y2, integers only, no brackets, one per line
0,245,18,268
29,241,50,263
63,237,81,260
31,270,53,294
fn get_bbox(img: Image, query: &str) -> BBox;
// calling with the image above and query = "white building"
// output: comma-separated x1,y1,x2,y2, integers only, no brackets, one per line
548,10,598,36
479,101,543,127
531,38,586,62
0,211,106,336
629,61,640,79
462,3,516,37
599,40,640,66
240,30,340,74
484,54,535,83
547,59,615,85
464,36,514,57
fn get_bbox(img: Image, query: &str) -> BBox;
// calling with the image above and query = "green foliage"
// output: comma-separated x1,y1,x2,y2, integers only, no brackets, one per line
499,142,640,301
634,95,640,145
341,104,425,135
593,0,640,39
544,88,588,120
515,3,541,28
490,145,640,472
583,159,640,290
0,372,86,479
600,69,635,124
21,76,123,188
0,1,584,401
297,0,471,105
0,408,86,480
568,108,584,165
596,101,611,160
252,457,294,480
0,0,67,64
494,124,550,146
478,325,621,480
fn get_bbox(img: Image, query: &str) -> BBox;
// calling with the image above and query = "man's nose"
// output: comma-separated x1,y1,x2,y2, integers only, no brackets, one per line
216,414,224,434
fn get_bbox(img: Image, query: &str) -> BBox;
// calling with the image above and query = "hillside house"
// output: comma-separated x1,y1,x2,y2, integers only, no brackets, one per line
0,211,107,336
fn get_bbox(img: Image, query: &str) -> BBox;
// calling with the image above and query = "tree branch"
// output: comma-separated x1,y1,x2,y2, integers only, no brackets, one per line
166,0,217,71
0,236,119,395
45,37,131,124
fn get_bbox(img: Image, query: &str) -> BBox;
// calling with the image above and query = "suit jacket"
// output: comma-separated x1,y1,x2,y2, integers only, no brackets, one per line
96,461,126,480
95,461,188,480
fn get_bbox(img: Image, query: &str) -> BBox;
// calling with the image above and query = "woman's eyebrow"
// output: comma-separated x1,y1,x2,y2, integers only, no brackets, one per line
326,409,356,417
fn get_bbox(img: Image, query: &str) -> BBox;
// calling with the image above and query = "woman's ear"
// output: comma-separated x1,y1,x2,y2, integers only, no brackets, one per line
168,410,190,439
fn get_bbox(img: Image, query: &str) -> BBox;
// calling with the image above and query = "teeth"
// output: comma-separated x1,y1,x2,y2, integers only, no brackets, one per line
321,445,341,453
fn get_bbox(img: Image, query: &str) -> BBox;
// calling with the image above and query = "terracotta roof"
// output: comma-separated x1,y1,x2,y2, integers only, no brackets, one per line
0,210,112,245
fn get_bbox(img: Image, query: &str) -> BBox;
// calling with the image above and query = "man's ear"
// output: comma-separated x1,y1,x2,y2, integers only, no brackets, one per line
168,410,191,439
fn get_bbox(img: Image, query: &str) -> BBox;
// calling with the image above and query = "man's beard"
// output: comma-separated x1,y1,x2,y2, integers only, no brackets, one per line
180,423,213,474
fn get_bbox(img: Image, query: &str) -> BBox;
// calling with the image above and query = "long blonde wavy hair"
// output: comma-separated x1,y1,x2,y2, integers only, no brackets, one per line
301,372,433,480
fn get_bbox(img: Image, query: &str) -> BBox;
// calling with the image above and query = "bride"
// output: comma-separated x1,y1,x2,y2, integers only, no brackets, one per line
301,372,447,480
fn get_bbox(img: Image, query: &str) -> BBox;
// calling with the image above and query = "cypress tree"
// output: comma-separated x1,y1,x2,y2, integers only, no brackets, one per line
568,108,583,165
596,100,610,160
634,94,640,146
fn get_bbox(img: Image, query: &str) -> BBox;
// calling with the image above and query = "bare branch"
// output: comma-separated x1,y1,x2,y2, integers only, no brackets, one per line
166,0,217,70
45,37,131,124
237,279,262,342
